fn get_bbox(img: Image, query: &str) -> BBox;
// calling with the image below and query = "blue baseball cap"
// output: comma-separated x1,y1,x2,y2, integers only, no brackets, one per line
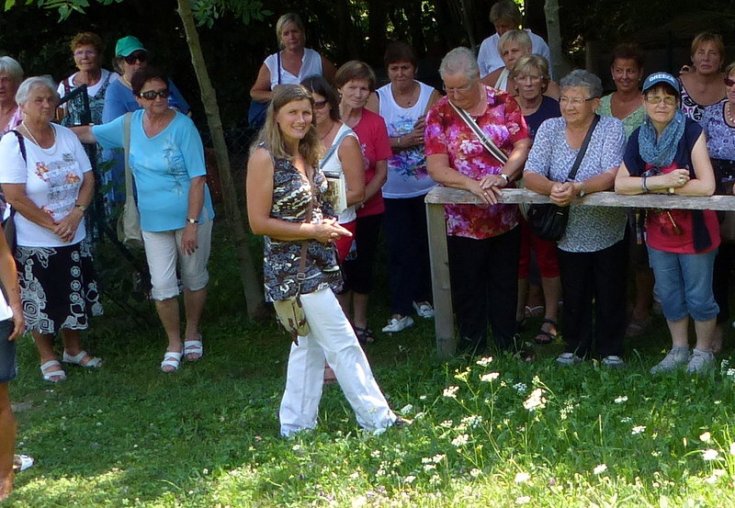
642,72,680,96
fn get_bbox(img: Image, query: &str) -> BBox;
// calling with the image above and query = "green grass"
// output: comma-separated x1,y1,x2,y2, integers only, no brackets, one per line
6,225,735,507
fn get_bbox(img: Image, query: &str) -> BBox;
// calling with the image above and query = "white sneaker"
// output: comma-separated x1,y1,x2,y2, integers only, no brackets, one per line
601,355,625,368
650,347,689,374
382,315,414,333
556,352,582,365
413,301,434,319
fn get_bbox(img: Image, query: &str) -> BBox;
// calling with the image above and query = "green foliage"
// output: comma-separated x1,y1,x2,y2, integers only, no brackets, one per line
190,0,272,29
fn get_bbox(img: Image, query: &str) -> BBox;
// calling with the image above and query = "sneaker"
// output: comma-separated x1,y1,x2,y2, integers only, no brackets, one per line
601,355,625,368
556,352,582,365
412,301,434,319
650,347,689,374
686,348,714,374
12,454,34,473
382,315,414,333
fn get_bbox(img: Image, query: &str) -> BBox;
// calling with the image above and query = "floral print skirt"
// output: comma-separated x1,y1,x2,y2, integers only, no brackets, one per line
15,240,103,334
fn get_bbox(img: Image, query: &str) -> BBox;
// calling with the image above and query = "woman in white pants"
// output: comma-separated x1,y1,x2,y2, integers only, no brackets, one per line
246,84,401,437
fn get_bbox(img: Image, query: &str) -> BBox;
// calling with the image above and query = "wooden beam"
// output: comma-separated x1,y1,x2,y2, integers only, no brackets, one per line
426,187,735,211
425,185,735,357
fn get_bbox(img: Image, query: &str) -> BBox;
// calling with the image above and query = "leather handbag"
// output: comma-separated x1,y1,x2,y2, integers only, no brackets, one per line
117,112,143,248
527,115,600,241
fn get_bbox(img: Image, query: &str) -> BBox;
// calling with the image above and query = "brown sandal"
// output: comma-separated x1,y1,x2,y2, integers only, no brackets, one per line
534,318,557,345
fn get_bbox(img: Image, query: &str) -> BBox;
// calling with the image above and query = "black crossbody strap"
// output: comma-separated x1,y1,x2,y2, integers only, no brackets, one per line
449,100,509,164
566,114,600,182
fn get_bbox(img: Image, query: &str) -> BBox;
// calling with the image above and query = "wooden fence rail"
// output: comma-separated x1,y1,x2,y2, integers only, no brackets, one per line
425,187,735,358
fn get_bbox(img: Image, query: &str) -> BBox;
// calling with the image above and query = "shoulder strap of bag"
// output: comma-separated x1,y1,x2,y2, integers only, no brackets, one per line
10,130,26,162
566,114,600,182
277,52,282,85
449,100,509,164
296,167,315,293
123,112,134,200
319,128,352,169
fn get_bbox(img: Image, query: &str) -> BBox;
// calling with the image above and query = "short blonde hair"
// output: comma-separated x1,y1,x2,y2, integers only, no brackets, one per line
498,29,531,54
275,13,305,48
510,54,550,92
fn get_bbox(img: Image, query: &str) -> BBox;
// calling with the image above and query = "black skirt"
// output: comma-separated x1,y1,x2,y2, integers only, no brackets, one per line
15,240,103,334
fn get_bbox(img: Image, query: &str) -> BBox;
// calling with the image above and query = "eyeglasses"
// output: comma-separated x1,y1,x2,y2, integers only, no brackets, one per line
124,52,147,65
313,100,328,110
645,96,677,107
442,81,475,94
725,78,735,87
73,49,97,58
559,96,596,106
139,89,170,100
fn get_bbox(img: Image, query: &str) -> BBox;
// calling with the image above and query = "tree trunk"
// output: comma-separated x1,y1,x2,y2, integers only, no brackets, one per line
543,0,570,80
176,0,267,320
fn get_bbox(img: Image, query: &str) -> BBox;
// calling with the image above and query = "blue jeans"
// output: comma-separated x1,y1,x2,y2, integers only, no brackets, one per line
0,319,16,383
647,246,719,322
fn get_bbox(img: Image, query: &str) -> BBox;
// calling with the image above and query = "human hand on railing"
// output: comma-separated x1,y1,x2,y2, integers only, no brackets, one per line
468,176,503,205
549,182,576,206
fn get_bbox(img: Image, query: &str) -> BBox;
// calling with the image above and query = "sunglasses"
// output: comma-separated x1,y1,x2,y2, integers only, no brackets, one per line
313,100,328,110
139,89,170,100
124,52,147,65
725,78,735,87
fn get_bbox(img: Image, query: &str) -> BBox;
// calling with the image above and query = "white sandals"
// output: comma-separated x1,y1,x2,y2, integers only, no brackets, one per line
40,360,67,383
160,350,183,373
183,338,204,362
62,350,102,368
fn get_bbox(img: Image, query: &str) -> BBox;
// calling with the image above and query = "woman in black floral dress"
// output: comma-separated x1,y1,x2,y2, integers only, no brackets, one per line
246,84,401,437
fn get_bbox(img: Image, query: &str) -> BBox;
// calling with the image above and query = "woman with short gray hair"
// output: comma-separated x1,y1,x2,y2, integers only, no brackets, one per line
0,57,23,134
0,76,102,383
524,70,628,367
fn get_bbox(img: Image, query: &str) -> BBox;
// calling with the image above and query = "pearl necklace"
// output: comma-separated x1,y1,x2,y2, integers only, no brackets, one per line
21,121,55,150
726,102,735,126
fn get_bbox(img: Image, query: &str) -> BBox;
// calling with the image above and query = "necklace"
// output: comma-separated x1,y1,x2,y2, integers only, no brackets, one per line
21,121,55,148
726,102,735,126
121,75,132,89
320,121,337,142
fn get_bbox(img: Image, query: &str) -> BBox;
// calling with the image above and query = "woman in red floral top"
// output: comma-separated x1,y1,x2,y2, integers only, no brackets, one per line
426,47,531,357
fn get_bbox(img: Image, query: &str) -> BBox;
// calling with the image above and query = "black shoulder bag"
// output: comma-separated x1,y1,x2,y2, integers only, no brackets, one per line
526,115,600,241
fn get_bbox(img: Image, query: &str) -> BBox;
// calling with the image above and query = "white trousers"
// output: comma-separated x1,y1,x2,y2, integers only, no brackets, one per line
279,287,396,436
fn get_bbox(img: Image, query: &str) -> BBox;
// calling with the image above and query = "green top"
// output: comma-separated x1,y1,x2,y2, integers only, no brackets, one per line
597,94,645,139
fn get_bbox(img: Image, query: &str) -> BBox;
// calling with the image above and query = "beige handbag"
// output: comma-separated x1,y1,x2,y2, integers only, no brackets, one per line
117,112,143,248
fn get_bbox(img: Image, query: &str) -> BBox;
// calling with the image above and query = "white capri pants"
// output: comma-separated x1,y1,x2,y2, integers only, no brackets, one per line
279,287,396,437
141,220,213,301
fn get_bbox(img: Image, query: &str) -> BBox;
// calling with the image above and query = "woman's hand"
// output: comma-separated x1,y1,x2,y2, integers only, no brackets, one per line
181,223,198,255
9,305,24,341
53,208,83,243
549,182,576,206
663,168,690,189
314,218,352,244
468,176,503,205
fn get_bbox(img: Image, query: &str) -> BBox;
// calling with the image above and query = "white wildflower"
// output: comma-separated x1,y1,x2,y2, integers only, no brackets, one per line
727,368,735,378
440,419,454,428
631,426,646,435
400,404,414,415
700,432,712,443
371,450,381,458
702,449,720,461
451,434,469,447
523,388,546,411
620,417,632,424
514,472,531,484
443,386,459,398
404,475,416,484
480,372,500,383
432,454,446,464
419,395,427,401
614,395,628,404
515,496,531,505
461,415,483,428
470,468,482,478
475,356,493,367
513,382,528,394
705,469,726,484
423,464,436,472
593,464,607,475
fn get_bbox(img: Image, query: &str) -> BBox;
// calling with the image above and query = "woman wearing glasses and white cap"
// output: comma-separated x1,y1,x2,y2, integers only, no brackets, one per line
616,72,719,375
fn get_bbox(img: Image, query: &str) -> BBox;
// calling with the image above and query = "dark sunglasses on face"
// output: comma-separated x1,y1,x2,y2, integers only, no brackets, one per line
124,52,147,65
139,89,170,100
725,77,735,87
313,100,328,110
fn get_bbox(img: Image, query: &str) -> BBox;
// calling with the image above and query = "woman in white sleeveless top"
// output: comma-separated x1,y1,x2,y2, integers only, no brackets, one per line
366,42,441,333
250,13,336,105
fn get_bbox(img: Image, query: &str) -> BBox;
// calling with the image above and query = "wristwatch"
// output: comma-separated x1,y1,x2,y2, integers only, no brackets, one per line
499,173,510,185
186,217,198,225
577,184,586,198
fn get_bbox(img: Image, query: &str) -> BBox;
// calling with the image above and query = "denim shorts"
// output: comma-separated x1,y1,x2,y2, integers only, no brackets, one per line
648,246,719,322
0,319,17,383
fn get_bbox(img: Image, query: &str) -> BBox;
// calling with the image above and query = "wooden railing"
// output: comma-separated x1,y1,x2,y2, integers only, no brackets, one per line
424,187,735,358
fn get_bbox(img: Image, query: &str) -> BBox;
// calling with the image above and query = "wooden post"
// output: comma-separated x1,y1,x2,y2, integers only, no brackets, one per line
425,186,735,357
426,202,455,359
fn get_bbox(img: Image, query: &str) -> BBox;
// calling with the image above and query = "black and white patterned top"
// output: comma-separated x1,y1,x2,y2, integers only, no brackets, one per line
263,152,341,302
525,116,628,253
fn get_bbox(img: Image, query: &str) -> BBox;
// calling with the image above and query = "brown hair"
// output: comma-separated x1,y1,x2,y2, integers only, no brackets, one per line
610,42,644,70
383,41,418,69
690,32,725,60
130,66,168,96
256,84,321,167
334,60,376,91
70,31,104,53
489,0,521,25
301,75,340,122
